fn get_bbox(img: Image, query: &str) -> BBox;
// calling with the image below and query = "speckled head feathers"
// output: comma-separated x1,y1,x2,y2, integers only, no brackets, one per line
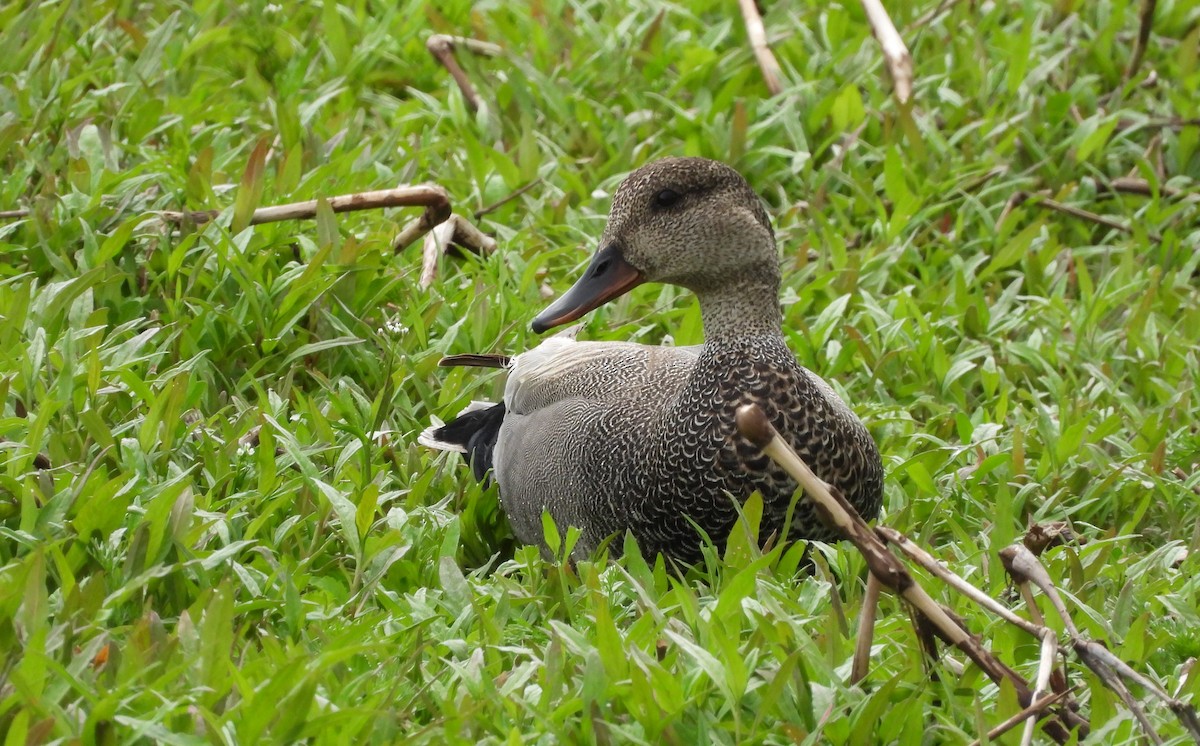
599,157,778,292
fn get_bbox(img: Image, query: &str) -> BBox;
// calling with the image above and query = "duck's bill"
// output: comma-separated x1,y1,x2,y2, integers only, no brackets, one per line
531,243,644,333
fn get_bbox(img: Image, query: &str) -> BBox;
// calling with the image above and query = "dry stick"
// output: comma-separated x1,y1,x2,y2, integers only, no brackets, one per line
1125,0,1157,82
0,209,30,220
420,218,456,290
1147,133,1168,182
1173,467,1200,496
1006,190,1161,242
392,192,453,253
860,0,913,105
425,35,502,113
1021,630,1059,746
966,689,1076,746
1117,117,1200,133
1097,176,1198,203
851,571,882,684
892,525,1200,743
998,189,1049,227
879,525,1079,733
160,185,452,229
733,405,1081,744
1001,545,1200,742
159,184,494,272
1174,659,1198,703
876,527,1044,638
1018,580,1046,627
417,213,498,289
909,0,968,31
474,178,542,220
737,0,783,95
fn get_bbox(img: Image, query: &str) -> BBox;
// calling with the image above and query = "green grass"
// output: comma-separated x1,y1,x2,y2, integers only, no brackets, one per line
2,0,1199,742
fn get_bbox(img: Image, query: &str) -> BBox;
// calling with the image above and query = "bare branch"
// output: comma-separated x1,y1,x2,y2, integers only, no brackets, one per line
1021,630,1059,746
909,0,968,31
1001,544,1200,741
1003,190,1161,242
417,213,498,289
966,689,1076,746
860,0,913,104
1173,467,1200,496
426,35,502,113
877,527,1044,638
740,402,1195,741
157,183,494,278
0,209,30,220
474,178,542,219
1094,176,1198,202
851,571,882,685
421,217,456,290
1116,116,1200,133
734,404,1082,743
737,0,783,95
1125,0,1157,82
160,185,452,228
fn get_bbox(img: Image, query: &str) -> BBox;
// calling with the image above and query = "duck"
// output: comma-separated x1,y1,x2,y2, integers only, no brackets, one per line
420,157,884,564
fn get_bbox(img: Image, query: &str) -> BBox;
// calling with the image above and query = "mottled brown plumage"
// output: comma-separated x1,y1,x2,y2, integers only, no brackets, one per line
422,157,884,563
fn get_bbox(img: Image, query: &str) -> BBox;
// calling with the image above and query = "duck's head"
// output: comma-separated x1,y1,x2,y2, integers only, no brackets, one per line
532,157,778,334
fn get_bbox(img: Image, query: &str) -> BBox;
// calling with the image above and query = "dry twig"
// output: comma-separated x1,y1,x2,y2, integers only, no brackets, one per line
1003,190,1161,242
876,527,1043,637
734,405,1083,743
0,209,30,220
426,35,502,113
877,524,1199,739
1173,467,1200,496
966,689,1076,746
161,184,494,282
737,0,783,95
1021,630,1059,746
417,213,498,289
1094,176,1198,202
735,407,1200,741
909,0,969,31
1001,544,1200,742
474,178,542,220
860,0,913,105
1125,0,1158,82
851,571,881,684
1116,117,1200,133
160,185,452,230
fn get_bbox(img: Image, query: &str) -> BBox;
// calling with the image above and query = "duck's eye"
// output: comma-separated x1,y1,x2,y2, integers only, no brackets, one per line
653,188,682,209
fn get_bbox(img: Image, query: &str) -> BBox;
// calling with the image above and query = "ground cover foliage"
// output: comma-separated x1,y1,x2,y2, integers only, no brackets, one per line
1,0,1198,742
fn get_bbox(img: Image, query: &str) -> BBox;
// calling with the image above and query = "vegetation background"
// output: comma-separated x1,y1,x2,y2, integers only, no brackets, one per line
1,0,1198,742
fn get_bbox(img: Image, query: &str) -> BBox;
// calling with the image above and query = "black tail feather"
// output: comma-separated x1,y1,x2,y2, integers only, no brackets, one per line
439,353,511,369
432,402,506,482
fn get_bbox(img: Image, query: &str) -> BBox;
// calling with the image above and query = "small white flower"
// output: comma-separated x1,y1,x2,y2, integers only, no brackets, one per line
385,320,408,334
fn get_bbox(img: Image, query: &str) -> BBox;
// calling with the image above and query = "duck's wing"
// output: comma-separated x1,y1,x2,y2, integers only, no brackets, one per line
504,335,700,415
493,335,701,549
421,332,698,484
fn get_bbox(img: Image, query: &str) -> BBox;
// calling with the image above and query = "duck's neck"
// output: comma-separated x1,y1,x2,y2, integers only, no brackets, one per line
696,276,783,345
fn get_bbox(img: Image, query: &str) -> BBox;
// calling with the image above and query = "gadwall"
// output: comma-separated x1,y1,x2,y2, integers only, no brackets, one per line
421,157,884,563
